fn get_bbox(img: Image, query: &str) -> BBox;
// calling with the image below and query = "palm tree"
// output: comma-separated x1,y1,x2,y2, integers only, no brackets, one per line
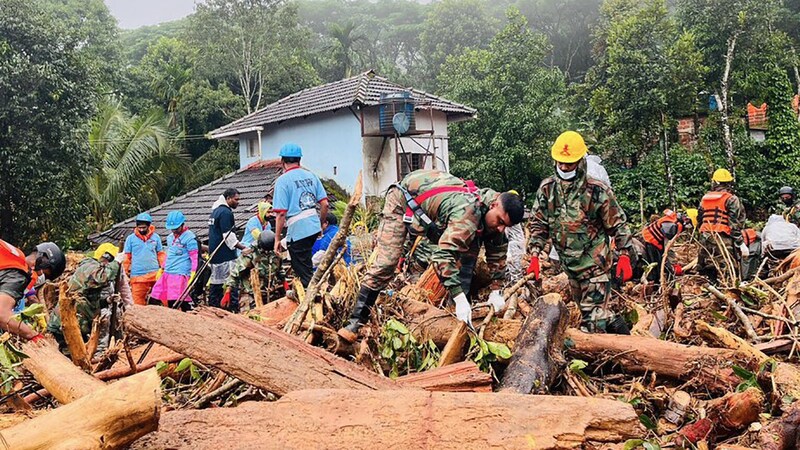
328,22,368,78
86,99,190,230
150,62,193,128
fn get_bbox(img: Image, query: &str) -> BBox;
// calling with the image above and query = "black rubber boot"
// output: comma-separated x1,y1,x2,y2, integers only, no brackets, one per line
338,287,380,343
606,316,631,335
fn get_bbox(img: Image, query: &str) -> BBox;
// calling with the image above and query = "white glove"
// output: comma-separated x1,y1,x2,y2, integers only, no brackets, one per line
739,243,750,258
488,290,505,312
311,250,325,267
453,293,472,327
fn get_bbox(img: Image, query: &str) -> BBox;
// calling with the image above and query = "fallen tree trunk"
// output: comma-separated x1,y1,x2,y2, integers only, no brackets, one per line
20,338,104,404
707,387,764,436
124,305,399,395
131,389,642,449
0,369,160,450
57,283,91,370
566,329,744,393
249,297,299,328
397,361,492,392
759,402,800,450
500,293,567,394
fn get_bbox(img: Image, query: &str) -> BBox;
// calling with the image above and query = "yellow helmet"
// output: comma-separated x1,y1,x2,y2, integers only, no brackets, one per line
712,168,733,183
685,208,698,228
507,189,519,196
551,131,588,163
257,201,273,222
94,243,118,261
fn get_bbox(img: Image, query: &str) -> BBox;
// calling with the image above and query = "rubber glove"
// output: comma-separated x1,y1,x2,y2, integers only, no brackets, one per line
155,269,164,280
616,254,633,283
221,289,231,308
673,264,683,276
189,271,196,285
488,290,505,312
739,243,750,258
526,253,540,280
453,293,472,327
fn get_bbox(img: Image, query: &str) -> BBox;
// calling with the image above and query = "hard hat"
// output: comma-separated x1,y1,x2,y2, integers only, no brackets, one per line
94,243,118,261
685,208,698,228
779,186,795,196
35,242,66,280
257,229,276,251
712,168,733,183
279,143,303,158
257,201,273,222
507,189,519,196
551,131,588,163
135,212,153,224
165,211,186,230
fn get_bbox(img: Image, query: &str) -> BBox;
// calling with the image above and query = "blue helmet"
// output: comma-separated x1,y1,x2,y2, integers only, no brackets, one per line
135,212,153,223
165,211,186,230
279,143,302,158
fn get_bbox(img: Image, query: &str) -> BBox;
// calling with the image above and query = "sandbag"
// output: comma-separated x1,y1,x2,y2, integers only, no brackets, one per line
762,215,800,252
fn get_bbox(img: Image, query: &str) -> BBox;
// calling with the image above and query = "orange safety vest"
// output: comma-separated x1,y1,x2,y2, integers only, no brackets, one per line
641,212,683,250
699,191,733,235
743,228,758,246
0,239,30,273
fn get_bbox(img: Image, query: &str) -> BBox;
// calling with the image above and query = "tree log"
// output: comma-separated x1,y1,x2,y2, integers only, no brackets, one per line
131,389,642,449
0,369,160,450
566,329,744,393
758,402,800,450
499,293,568,394
20,338,104,404
397,361,492,392
94,343,184,381
707,387,764,436
438,321,469,366
124,305,399,395
249,297,298,328
57,282,91,370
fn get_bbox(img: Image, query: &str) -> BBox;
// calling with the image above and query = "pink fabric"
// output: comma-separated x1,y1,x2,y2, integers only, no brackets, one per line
189,250,198,272
150,272,191,303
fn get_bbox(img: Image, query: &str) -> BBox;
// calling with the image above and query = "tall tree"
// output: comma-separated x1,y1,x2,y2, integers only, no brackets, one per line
327,21,368,79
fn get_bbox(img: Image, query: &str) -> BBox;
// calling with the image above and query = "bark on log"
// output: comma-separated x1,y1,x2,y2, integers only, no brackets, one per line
20,338,104,404
131,389,642,450
499,293,568,394
707,387,764,436
758,402,800,450
124,305,399,395
397,361,492,392
438,321,469,366
57,282,91,370
249,269,263,308
0,369,160,450
249,297,298,328
566,329,744,393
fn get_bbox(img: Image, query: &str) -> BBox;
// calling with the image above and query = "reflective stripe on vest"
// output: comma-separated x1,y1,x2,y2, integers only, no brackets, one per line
0,239,29,273
700,191,733,234
641,214,680,250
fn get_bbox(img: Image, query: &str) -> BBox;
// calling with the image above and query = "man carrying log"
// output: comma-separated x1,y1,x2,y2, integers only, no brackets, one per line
221,230,286,310
526,131,634,334
696,168,746,283
337,169,525,343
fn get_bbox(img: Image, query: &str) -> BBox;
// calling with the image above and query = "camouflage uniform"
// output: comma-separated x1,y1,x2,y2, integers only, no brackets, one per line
785,202,800,227
363,170,501,298
48,258,123,354
697,187,746,282
223,247,284,306
771,199,791,217
527,158,633,331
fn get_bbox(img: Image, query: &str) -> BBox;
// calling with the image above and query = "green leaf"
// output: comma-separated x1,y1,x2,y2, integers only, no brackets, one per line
638,414,657,430
732,364,755,381
189,364,200,380
485,341,511,359
569,359,588,372
155,361,168,374
386,319,409,335
20,303,44,317
623,439,645,450
711,311,728,322
381,346,394,359
176,358,193,372
643,442,661,450
392,336,404,350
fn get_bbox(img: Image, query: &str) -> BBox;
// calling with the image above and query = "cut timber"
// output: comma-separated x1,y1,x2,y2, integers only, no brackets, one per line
707,387,764,436
124,305,399,395
21,338,104,404
499,293,568,394
131,389,642,450
0,369,160,450
566,329,743,393
57,282,91,370
438,321,469,366
397,361,492,392
758,402,800,450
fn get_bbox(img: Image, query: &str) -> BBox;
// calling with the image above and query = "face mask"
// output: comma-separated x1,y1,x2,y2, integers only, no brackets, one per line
556,167,576,180
783,197,794,206
34,272,46,289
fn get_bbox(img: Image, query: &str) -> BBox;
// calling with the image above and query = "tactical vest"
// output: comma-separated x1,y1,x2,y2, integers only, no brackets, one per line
700,191,733,234
641,213,682,250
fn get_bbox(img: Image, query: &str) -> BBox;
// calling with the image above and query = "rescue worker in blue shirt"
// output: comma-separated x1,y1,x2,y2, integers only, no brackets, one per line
272,143,328,287
311,212,351,269
241,201,273,248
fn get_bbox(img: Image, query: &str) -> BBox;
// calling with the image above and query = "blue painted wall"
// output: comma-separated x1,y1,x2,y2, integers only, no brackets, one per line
239,111,363,192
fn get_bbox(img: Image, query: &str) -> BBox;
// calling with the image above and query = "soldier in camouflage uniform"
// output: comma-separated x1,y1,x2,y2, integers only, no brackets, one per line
697,169,747,283
221,230,286,311
48,243,133,357
773,187,800,226
337,170,525,343
527,131,634,334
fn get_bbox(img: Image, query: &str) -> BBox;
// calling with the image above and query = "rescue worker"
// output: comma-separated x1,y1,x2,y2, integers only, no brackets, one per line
221,230,286,310
123,212,165,305
273,143,329,288
48,243,132,357
311,212,351,269
526,131,634,334
773,186,795,217
241,201,273,248
208,188,251,312
337,169,525,343
0,241,65,340
741,228,762,280
697,168,746,283
150,211,198,311
638,209,692,283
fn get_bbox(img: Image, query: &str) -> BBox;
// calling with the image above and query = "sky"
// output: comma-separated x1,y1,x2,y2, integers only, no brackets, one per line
104,0,197,29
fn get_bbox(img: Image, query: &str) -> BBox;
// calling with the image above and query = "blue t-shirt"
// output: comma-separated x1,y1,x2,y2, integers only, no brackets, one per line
312,225,351,266
241,215,272,247
123,231,163,276
164,230,198,275
273,167,327,242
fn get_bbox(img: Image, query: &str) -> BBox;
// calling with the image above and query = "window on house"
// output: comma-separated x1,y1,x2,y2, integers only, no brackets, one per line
398,153,426,179
247,138,260,158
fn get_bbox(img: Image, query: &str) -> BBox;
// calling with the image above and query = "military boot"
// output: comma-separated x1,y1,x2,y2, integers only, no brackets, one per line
337,287,380,343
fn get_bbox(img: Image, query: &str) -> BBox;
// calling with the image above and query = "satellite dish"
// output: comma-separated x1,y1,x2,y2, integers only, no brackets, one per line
392,112,411,135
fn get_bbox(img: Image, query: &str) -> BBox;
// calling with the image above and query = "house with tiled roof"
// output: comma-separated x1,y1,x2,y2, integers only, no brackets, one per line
209,70,476,197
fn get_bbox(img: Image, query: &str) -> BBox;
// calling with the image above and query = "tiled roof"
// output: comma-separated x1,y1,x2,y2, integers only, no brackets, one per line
88,160,283,245
209,70,476,138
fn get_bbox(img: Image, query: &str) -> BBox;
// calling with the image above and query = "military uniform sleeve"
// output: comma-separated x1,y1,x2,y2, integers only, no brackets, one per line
728,196,746,246
599,186,633,252
483,232,509,287
223,254,254,290
527,185,550,254
433,202,480,298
